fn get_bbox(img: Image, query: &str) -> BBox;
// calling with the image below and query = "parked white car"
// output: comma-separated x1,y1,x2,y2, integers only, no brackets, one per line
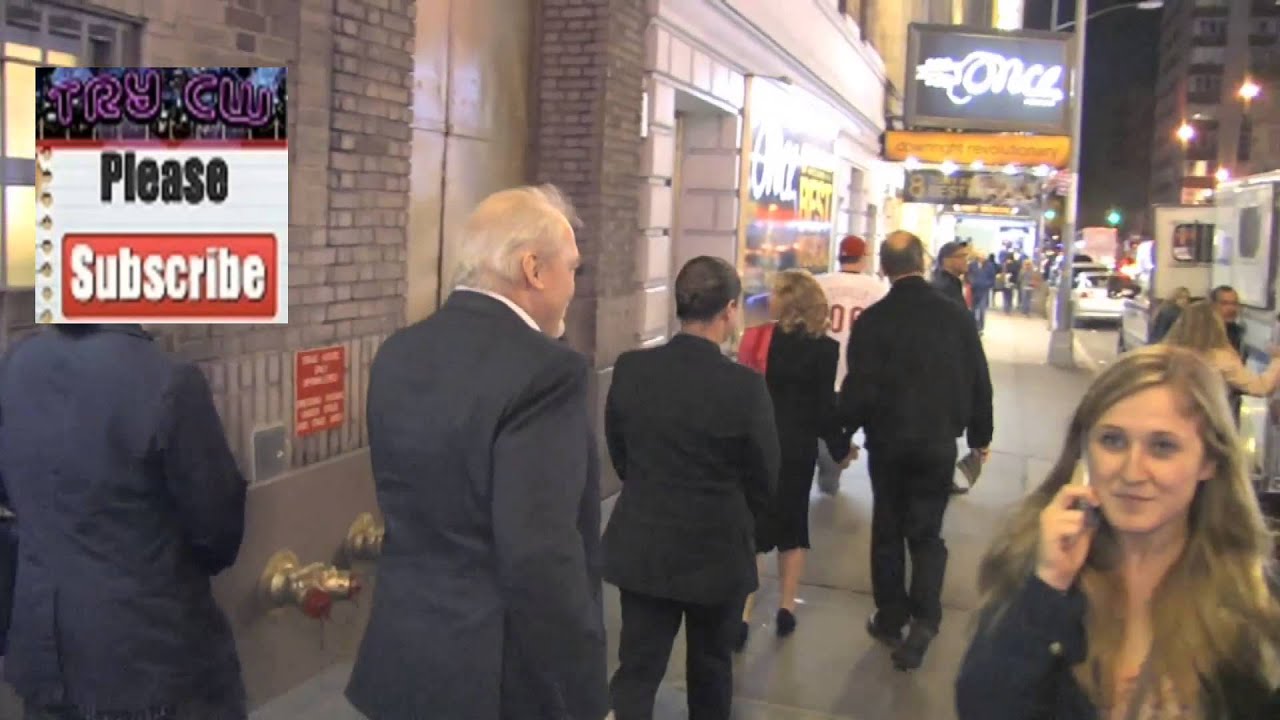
1072,271,1139,323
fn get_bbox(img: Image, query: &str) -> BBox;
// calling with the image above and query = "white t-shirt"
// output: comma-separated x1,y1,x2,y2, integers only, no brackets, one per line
815,271,890,390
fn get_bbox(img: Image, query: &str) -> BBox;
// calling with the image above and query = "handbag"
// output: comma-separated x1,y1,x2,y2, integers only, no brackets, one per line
737,322,775,375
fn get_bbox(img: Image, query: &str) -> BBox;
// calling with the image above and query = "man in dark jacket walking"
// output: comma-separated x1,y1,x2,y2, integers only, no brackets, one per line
840,231,994,672
603,256,780,720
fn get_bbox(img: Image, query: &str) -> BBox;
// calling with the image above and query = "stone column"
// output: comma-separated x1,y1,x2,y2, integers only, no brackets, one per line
532,0,648,496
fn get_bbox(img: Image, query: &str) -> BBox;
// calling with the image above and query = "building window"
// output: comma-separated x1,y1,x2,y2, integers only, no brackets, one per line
1189,74,1222,96
1195,19,1226,38
0,2,132,289
1190,46,1225,66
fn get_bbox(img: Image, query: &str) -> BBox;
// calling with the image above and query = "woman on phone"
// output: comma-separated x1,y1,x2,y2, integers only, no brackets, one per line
956,344,1280,719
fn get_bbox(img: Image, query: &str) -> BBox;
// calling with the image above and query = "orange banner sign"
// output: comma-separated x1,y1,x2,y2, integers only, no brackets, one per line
884,131,1071,168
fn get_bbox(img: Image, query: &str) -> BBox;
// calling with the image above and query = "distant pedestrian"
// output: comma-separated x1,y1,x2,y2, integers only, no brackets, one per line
812,235,887,494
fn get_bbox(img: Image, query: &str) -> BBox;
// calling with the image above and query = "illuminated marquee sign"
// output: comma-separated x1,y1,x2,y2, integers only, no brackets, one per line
905,24,1071,134
34,67,288,324
915,52,1064,108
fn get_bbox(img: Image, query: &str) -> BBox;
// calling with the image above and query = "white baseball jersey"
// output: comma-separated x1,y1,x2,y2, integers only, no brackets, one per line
815,271,889,390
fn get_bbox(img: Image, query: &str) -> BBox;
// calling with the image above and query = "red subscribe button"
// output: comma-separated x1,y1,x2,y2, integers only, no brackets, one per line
61,234,279,319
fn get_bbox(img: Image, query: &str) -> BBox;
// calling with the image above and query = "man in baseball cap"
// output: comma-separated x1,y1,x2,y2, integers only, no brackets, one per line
813,235,889,495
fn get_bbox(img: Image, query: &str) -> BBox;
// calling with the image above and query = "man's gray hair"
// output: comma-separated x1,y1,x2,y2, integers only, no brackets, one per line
449,184,580,292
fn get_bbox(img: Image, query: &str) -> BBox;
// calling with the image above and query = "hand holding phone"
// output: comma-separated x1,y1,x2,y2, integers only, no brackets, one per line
1036,461,1102,592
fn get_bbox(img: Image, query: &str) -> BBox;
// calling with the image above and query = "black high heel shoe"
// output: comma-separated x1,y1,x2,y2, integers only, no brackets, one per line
776,608,797,637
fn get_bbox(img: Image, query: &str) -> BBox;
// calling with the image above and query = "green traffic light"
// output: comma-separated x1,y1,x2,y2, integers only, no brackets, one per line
1044,209,1058,221
1107,210,1122,226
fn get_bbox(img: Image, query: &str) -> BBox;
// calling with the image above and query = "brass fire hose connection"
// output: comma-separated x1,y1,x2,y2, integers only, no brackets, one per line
260,549,363,620
345,512,385,563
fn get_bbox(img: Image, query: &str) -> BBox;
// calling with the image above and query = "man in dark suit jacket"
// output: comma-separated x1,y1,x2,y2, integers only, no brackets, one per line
603,256,780,720
346,186,609,720
839,231,994,673
0,324,247,718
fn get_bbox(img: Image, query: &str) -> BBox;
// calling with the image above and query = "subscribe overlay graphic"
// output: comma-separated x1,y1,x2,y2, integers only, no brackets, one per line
34,67,288,324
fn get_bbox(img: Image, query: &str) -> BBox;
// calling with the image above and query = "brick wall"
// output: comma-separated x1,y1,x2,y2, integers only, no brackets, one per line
534,0,646,369
532,0,647,497
18,0,416,480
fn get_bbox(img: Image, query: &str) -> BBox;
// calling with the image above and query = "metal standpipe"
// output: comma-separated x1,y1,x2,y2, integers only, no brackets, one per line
1048,0,1089,369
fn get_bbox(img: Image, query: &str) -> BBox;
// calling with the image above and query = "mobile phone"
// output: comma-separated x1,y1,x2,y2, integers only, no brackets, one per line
1071,457,1101,529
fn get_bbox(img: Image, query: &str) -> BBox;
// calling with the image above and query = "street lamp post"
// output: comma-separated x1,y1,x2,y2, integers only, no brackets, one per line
1048,0,1090,369
1046,0,1163,369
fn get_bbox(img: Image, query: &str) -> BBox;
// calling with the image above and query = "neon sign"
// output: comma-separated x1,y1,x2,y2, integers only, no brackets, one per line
915,51,1065,108
749,122,801,203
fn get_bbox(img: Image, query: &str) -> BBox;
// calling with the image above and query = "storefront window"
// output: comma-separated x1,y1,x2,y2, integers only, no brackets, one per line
1,1,132,288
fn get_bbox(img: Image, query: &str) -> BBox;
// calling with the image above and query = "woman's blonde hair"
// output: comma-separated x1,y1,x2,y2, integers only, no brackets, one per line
1162,299,1231,353
771,270,829,338
974,344,1280,710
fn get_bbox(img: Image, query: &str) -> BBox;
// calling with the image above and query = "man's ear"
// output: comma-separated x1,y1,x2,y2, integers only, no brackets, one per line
521,252,545,289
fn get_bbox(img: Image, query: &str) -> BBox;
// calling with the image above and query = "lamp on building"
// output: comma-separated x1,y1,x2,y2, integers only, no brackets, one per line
1176,122,1196,144
940,160,959,176
1241,79,1262,104
1216,167,1231,184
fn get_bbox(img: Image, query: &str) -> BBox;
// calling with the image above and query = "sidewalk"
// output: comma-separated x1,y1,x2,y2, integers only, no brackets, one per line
248,313,1100,720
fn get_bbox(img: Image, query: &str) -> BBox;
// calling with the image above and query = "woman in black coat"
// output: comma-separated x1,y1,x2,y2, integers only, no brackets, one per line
738,270,851,647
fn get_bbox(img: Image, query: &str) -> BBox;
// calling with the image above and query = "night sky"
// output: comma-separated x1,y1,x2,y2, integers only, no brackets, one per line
1024,0,1162,233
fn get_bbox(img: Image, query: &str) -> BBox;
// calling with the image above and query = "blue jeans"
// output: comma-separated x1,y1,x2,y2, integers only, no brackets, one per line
1019,286,1034,315
972,290,990,331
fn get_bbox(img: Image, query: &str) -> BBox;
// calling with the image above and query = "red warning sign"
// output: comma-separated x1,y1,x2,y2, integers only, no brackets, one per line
295,345,345,436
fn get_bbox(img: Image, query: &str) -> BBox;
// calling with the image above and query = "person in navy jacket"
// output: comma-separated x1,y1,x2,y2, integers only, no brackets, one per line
0,324,247,719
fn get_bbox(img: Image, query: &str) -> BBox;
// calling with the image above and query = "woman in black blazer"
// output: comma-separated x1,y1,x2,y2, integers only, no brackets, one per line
739,270,851,646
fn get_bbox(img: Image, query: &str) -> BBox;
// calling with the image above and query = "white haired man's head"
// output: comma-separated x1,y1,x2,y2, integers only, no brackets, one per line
450,185,581,338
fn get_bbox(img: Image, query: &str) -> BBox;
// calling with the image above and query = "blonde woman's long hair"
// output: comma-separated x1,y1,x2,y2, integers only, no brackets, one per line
974,344,1280,711
1162,299,1231,353
771,270,829,338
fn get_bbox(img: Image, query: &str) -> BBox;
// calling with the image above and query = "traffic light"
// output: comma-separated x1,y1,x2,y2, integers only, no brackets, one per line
1044,209,1058,221
1106,209,1122,227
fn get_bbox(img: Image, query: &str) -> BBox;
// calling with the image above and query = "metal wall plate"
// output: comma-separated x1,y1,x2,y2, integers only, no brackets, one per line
252,425,287,485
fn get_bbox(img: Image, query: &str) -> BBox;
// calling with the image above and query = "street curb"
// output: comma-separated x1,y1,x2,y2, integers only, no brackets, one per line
1073,337,1103,376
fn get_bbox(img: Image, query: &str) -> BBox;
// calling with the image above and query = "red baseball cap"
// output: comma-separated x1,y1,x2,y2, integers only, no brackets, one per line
838,235,867,261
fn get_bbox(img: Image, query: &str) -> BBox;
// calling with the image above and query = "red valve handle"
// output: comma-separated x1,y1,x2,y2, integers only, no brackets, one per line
301,586,332,620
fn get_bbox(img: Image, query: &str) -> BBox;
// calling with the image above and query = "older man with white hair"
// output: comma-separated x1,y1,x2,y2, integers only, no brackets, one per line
346,184,610,720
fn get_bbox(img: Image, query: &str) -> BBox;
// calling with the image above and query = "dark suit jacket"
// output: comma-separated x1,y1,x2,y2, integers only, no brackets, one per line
602,334,780,606
346,291,608,720
841,276,993,450
0,325,246,714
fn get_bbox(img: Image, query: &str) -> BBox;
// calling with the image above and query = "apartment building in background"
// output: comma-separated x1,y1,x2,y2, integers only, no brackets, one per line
1151,0,1280,205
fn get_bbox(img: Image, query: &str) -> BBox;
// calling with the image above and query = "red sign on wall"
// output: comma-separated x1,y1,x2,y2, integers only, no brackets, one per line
295,346,346,436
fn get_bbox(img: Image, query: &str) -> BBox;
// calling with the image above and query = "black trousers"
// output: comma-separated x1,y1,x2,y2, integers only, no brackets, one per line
866,441,956,633
610,589,739,720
